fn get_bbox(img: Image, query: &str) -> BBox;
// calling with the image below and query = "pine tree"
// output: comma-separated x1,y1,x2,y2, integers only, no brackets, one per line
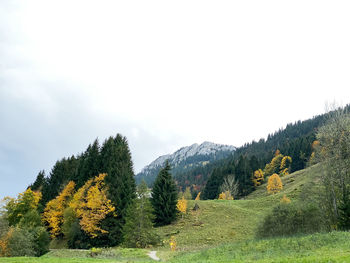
30,171,45,191
202,168,225,200
151,161,178,226
76,139,101,188
99,134,136,245
122,180,159,248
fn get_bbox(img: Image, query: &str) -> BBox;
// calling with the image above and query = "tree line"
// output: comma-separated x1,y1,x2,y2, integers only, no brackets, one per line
1,135,183,256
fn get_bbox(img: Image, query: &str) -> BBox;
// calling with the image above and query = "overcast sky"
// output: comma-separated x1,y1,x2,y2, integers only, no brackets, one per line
1,0,350,199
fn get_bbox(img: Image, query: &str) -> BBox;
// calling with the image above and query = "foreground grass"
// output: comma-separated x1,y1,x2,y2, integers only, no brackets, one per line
0,248,152,263
3,231,350,262
169,231,350,263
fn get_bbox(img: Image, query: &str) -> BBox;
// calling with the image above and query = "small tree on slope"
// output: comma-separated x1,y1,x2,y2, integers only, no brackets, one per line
122,180,159,248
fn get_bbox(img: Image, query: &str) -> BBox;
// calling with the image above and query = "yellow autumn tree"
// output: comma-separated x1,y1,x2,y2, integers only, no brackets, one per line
195,192,201,200
309,140,321,165
176,196,187,218
218,191,233,200
280,156,292,176
69,173,115,238
169,236,176,251
252,169,264,186
264,154,284,177
267,173,283,194
42,181,76,238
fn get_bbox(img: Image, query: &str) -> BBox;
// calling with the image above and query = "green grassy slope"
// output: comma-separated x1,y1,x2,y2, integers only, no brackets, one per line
156,163,323,253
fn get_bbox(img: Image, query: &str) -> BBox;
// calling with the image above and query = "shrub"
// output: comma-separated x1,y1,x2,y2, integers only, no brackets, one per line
32,227,50,256
6,227,35,257
258,202,327,238
0,216,9,237
89,247,102,257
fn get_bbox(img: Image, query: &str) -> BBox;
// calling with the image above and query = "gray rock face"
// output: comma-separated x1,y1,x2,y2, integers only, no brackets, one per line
136,141,236,185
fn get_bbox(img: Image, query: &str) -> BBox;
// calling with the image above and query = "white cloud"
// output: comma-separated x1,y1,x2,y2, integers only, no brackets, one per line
1,0,350,198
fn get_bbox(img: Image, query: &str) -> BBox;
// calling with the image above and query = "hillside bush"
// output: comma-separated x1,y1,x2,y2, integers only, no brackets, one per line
32,227,50,256
258,202,327,238
6,227,35,257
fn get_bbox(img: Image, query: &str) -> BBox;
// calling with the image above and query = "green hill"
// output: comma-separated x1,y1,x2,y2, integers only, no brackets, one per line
155,163,323,253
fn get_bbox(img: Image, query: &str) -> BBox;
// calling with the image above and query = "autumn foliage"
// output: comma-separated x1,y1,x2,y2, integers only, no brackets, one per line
69,173,115,238
263,150,292,178
218,191,233,200
267,173,283,194
42,173,115,239
252,169,264,187
177,196,187,218
42,181,76,238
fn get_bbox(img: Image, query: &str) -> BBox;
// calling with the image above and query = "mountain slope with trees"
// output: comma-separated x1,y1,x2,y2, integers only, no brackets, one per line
135,141,236,189
178,106,350,200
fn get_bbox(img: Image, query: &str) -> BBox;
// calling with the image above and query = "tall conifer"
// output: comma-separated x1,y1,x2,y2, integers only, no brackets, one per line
99,134,136,245
151,161,178,226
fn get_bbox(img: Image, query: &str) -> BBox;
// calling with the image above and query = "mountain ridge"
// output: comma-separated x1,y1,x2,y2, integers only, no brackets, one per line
136,141,236,186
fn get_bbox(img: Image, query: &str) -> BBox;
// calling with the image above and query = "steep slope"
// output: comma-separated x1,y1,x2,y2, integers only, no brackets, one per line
135,142,236,187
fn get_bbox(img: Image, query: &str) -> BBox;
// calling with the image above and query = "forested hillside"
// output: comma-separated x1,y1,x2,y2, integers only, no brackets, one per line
177,105,350,199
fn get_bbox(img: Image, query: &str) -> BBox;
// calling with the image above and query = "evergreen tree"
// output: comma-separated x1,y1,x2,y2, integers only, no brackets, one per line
151,161,178,226
338,192,350,230
76,139,101,188
30,171,45,191
99,134,136,245
202,168,225,200
122,180,159,248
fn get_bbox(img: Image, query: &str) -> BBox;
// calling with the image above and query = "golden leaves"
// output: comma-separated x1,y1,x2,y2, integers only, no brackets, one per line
267,173,283,194
43,174,115,239
42,181,76,238
176,196,187,216
70,173,115,238
218,191,233,200
252,169,265,187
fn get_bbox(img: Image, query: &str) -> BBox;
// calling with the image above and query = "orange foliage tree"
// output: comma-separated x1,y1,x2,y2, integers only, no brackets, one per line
42,181,76,238
195,192,201,200
267,173,283,194
69,173,115,238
